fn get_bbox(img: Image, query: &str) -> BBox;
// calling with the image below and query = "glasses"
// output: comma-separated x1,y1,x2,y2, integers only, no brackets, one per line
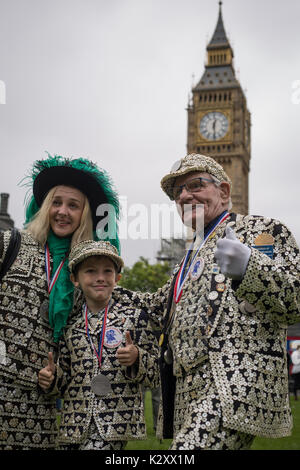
173,177,216,200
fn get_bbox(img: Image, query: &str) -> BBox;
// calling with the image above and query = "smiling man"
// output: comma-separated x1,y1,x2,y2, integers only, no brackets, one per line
172,169,230,230
121,153,300,450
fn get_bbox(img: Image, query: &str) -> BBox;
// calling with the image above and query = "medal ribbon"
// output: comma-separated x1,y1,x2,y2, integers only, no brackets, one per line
174,211,230,304
84,303,108,369
44,244,67,294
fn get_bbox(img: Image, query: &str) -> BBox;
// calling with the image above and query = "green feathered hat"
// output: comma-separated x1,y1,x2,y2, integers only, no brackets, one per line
23,153,121,253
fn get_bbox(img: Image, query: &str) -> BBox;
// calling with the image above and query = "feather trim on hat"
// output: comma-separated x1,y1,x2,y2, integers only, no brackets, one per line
20,152,121,253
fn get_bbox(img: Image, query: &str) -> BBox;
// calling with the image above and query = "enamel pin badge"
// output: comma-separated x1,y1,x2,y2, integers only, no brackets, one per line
189,257,205,281
252,233,275,259
104,327,123,348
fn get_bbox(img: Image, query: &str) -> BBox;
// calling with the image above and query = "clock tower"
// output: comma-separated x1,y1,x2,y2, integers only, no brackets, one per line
187,2,251,214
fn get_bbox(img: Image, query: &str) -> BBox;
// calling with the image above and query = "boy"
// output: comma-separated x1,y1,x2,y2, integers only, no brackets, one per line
38,240,159,450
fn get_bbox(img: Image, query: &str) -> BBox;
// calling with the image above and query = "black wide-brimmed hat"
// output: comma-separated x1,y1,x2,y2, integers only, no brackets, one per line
24,153,120,251
33,164,108,224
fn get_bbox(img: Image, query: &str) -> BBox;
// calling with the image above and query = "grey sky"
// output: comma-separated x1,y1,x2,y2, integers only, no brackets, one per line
0,0,299,266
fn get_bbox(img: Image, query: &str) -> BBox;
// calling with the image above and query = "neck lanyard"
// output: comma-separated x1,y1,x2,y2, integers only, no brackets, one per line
174,211,229,304
44,243,67,294
84,303,108,369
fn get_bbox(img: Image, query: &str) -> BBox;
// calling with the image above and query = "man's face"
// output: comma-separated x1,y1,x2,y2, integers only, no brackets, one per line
174,171,230,229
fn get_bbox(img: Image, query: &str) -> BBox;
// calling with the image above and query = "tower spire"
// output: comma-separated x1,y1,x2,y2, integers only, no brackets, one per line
207,1,230,50
186,1,251,216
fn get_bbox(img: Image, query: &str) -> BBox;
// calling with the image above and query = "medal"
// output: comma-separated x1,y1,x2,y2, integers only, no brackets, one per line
84,303,113,396
44,244,67,294
43,245,67,325
244,301,256,313
91,374,112,396
0,340,6,366
39,300,49,320
241,300,256,313
164,347,173,365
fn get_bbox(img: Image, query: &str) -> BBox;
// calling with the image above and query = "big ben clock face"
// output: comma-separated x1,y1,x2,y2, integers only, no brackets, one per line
199,112,229,141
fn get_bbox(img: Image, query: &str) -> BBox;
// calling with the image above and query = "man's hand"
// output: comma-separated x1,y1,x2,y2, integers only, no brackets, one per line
116,331,139,366
38,352,56,391
215,226,251,280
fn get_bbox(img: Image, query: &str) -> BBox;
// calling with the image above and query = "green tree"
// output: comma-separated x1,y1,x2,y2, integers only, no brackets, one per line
119,257,170,293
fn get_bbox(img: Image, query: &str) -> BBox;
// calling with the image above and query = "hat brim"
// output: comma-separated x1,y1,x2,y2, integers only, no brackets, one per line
69,250,124,273
33,166,108,228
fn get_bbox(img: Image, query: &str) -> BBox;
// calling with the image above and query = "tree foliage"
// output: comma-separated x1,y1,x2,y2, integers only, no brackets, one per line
119,257,170,293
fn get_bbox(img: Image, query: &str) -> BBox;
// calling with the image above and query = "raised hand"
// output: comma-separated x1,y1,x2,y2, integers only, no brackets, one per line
116,331,139,366
38,352,56,391
215,226,251,280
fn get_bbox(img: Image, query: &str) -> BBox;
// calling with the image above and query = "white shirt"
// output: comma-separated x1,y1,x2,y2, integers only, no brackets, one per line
291,350,300,374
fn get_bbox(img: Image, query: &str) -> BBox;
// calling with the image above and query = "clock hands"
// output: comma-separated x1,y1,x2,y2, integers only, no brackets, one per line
212,118,216,139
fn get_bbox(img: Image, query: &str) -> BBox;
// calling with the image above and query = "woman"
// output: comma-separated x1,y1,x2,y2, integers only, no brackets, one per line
0,154,120,450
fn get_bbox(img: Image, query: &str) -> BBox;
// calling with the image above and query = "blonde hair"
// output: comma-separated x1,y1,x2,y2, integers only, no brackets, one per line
25,186,93,248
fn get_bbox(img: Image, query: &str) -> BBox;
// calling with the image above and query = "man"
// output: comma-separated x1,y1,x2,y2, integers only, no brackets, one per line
117,153,300,450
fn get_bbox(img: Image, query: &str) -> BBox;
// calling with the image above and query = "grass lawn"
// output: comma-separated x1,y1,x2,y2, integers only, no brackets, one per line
125,392,300,451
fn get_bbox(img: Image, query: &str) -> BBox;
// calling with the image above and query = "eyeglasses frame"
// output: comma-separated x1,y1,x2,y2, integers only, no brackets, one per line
173,176,220,200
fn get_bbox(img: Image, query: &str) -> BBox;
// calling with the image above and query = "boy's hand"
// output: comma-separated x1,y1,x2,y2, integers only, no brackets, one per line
38,352,56,391
116,331,139,366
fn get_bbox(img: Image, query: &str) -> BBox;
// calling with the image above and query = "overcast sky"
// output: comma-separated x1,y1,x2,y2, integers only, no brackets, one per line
0,0,299,266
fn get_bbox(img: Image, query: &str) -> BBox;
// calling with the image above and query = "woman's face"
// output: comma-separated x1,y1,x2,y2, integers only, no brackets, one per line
49,186,85,237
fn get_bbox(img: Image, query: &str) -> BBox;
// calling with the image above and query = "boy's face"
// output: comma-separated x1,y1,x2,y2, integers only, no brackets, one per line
71,255,121,309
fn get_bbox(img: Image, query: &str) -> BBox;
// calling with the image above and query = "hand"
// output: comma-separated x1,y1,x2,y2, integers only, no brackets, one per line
215,226,251,280
116,331,139,366
38,352,56,391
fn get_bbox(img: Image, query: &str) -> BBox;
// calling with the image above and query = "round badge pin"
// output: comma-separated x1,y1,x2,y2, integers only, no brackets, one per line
104,327,123,348
216,283,226,292
189,257,205,281
215,274,225,283
208,291,218,300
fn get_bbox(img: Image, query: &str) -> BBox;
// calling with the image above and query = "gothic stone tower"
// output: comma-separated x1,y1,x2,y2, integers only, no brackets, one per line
187,2,251,214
